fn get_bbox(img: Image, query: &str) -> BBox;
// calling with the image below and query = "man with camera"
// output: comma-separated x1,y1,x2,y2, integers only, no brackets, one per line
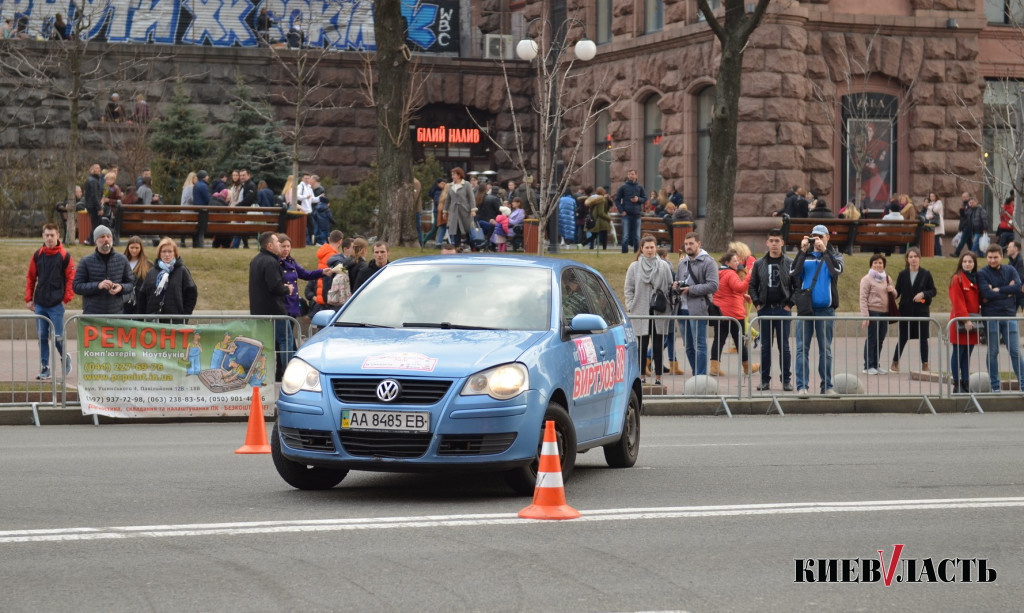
673,232,719,376
748,229,795,392
790,224,844,398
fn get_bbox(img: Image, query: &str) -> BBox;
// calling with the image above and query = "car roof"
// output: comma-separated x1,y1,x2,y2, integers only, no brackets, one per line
390,254,598,274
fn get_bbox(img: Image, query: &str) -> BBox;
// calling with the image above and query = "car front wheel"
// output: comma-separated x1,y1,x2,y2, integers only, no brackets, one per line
603,389,640,468
504,402,577,496
271,424,349,490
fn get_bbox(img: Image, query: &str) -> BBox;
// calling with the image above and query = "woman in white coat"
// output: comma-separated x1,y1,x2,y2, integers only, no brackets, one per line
625,235,674,384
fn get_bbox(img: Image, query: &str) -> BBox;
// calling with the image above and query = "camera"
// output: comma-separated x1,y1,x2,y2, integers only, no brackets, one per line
671,283,687,297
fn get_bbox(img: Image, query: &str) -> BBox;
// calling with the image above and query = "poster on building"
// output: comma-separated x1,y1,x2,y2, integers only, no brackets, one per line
77,317,275,418
847,118,894,212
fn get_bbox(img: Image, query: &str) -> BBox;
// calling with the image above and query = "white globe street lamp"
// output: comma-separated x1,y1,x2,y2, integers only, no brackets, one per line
515,39,539,62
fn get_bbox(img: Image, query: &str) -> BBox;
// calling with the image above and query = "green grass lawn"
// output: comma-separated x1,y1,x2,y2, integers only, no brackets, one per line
4,242,962,314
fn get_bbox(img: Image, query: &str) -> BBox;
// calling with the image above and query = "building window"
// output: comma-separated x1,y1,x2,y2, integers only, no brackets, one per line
643,95,663,194
841,93,898,212
697,0,722,22
644,0,664,33
593,106,612,191
983,80,1020,224
596,0,612,44
696,86,714,218
985,0,1024,24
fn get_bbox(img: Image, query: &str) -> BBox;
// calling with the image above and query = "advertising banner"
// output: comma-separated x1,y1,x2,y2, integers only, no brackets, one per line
77,317,275,418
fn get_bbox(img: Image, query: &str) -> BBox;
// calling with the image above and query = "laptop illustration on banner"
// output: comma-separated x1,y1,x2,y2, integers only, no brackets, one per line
198,336,264,393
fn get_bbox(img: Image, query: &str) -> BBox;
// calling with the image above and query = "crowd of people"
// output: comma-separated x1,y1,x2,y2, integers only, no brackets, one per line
622,223,1024,396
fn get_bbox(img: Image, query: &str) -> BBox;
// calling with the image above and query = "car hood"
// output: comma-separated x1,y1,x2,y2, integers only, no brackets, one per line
298,328,549,377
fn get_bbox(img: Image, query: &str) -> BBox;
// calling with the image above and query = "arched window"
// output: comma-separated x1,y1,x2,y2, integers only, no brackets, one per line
696,86,715,217
593,105,612,190
643,95,663,193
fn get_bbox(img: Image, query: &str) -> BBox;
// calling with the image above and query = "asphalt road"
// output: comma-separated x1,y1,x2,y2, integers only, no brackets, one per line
2,414,1023,612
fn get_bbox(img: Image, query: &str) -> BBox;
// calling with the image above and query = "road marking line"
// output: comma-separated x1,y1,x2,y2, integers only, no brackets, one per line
3,497,1023,544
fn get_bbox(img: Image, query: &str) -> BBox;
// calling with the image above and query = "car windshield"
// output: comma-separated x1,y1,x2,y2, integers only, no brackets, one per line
336,264,552,331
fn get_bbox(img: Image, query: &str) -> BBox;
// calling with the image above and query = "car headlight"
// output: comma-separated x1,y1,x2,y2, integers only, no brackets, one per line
281,359,322,395
461,363,529,400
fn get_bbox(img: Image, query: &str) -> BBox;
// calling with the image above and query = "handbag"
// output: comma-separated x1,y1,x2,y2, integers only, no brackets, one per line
792,256,824,317
650,289,668,314
886,291,899,324
585,214,596,230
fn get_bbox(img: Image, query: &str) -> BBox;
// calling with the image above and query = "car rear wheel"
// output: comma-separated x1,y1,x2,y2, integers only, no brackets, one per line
271,424,349,490
603,390,640,468
504,401,577,495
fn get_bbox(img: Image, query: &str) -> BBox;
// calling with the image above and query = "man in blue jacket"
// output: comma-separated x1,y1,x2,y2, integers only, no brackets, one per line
192,170,211,206
614,169,645,253
790,224,844,398
977,243,1024,392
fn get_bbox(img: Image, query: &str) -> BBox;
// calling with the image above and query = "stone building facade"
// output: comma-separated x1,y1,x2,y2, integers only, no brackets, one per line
524,0,1024,230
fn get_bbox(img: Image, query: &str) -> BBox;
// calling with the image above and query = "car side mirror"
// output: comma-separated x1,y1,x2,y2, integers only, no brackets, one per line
310,309,336,331
568,313,608,334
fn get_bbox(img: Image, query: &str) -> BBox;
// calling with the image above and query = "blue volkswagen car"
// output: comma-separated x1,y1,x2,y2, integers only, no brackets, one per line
273,255,641,494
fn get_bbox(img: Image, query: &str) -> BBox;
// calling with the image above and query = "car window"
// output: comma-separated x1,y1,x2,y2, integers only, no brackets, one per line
575,268,623,326
337,264,552,331
561,269,592,324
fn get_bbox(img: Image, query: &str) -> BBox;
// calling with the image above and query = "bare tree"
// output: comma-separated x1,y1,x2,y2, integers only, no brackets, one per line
956,81,1024,242
697,0,771,251
0,8,172,242
263,18,342,212
472,9,619,254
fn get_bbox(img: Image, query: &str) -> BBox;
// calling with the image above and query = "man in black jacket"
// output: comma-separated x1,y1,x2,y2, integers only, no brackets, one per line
83,163,103,244
72,225,134,314
614,169,646,253
249,231,290,378
354,241,390,289
748,229,794,392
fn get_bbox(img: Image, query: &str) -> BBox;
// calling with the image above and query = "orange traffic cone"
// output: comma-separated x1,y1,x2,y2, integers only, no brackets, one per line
235,385,271,454
518,420,580,520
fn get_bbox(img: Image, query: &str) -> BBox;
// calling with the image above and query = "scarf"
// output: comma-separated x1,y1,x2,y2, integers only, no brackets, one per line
868,269,886,283
637,254,663,286
962,270,977,286
155,259,175,296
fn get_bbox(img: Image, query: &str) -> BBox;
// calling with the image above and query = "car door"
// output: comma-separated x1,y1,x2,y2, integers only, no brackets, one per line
561,268,622,443
573,268,631,438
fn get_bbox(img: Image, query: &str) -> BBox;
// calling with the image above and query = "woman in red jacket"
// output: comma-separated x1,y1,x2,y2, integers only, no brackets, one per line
949,252,980,393
710,250,759,376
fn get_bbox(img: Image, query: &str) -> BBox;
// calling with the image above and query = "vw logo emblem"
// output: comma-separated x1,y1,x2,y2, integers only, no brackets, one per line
376,379,401,402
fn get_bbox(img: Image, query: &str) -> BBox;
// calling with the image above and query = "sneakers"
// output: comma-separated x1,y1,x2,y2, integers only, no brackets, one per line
798,388,809,399
824,388,840,398
756,382,771,391
866,367,878,375
36,367,51,380
875,367,888,374
783,382,795,392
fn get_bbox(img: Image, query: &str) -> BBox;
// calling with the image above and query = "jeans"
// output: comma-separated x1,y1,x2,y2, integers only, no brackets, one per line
620,214,640,253
934,233,943,257
274,318,295,377
863,312,888,370
795,307,835,392
665,316,677,362
758,307,792,384
950,344,974,389
954,230,972,256
985,320,1023,391
971,232,985,257
682,315,708,375
34,303,65,371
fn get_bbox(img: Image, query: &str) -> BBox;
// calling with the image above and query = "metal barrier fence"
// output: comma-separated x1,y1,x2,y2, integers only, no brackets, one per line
631,312,1024,414
947,316,1024,413
0,314,61,422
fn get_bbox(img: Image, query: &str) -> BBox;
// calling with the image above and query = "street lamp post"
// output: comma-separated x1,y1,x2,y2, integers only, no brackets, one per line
515,18,596,254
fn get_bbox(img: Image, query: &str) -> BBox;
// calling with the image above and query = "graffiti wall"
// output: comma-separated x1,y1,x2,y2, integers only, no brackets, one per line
0,0,459,52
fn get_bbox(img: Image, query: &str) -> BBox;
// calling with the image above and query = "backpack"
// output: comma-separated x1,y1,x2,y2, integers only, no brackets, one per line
326,269,351,306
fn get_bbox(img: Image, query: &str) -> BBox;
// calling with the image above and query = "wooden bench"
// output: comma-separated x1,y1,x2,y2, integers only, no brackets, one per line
854,218,924,254
780,216,923,255
115,204,286,248
609,212,673,248
781,217,859,254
